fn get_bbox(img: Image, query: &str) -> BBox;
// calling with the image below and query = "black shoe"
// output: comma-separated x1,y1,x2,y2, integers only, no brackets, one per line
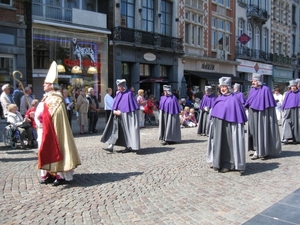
161,141,168,145
102,147,114,152
52,179,66,186
219,168,230,173
119,148,133,153
40,176,55,184
93,129,98,133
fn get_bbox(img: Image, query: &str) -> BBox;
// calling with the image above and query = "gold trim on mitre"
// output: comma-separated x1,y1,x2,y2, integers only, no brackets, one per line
45,61,58,84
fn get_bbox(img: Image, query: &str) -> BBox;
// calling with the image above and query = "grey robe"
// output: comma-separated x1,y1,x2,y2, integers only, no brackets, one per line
158,111,181,143
196,109,212,136
281,108,300,142
246,107,282,156
101,111,140,150
207,118,246,171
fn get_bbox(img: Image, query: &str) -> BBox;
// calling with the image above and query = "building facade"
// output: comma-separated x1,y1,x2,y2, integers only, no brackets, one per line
0,0,26,89
30,0,110,106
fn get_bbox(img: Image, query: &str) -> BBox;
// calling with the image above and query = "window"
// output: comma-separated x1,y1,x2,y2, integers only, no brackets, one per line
212,30,216,49
161,0,172,36
211,18,231,51
140,64,150,76
191,25,195,44
292,35,296,55
285,5,289,24
263,28,268,52
292,5,296,24
212,18,216,27
247,23,252,48
198,27,203,46
121,0,135,28
226,0,230,8
285,37,288,55
273,40,276,53
218,0,224,5
160,66,167,77
255,26,260,50
278,35,282,54
238,20,244,36
0,0,12,6
185,24,190,44
279,2,284,23
185,10,204,46
82,0,96,11
121,63,130,76
142,0,154,32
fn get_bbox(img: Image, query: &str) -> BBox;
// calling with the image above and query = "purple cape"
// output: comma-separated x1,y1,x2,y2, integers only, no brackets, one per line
159,94,180,114
211,94,247,123
199,94,216,110
234,92,246,105
281,90,300,109
245,85,276,110
112,89,139,112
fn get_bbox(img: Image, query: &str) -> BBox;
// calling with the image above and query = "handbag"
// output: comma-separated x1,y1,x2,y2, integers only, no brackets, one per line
140,105,145,111
18,122,31,129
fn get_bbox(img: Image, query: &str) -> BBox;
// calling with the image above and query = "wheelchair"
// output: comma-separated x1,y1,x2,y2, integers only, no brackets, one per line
2,124,38,149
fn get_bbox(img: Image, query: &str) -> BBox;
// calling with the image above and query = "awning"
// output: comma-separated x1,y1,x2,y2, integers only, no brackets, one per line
184,70,251,84
134,77,178,84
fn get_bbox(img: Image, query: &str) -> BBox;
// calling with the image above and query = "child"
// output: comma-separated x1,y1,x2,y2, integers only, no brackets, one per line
189,108,197,127
179,111,186,128
183,106,196,127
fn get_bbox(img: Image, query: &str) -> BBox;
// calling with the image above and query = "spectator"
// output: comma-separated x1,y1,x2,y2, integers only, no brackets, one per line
13,82,24,110
25,99,39,130
63,89,74,128
87,87,100,133
1,84,15,118
76,88,89,134
20,87,34,117
273,87,283,125
104,88,114,123
137,89,147,128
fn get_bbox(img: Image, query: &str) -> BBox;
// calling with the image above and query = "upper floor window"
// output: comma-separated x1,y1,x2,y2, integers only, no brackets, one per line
121,0,135,28
140,64,150,76
238,20,244,36
263,28,268,52
160,66,167,77
0,0,12,6
142,0,154,32
212,18,231,51
247,23,252,48
82,0,96,11
279,2,284,23
226,0,230,8
292,5,296,24
161,0,172,36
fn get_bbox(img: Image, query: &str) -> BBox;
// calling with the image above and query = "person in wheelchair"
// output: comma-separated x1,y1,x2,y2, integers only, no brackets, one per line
6,104,33,149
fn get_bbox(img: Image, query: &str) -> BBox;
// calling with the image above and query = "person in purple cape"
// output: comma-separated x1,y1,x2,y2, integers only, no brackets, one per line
245,73,282,159
206,77,247,174
281,80,300,144
158,85,181,145
196,86,216,136
101,79,140,153
233,83,246,105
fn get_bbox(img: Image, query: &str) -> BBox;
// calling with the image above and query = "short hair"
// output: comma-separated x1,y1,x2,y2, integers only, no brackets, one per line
8,104,17,112
63,89,69,94
184,106,190,111
138,89,144,95
274,87,280,92
88,87,94,93
31,99,39,106
2,84,10,91
106,88,112,93
24,87,31,93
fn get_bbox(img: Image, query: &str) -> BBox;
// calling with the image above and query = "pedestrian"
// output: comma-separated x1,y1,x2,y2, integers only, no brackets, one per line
13,82,24,110
20,87,34,117
273,87,283,125
245,73,282,160
104,88,114,123
137,89,147,128
101,79,140,153
158,85,181,145
196,86,216,136
1,84,15,118
25,99,39,131
207,77,248,174
233,83,246,105
87,87,100,133
35,61,81,186
281,80,300,144
62,89,74,128
76,87,89,134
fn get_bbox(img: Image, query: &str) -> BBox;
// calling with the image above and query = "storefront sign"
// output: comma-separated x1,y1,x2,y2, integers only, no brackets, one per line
273,66,294,82
237,59,272,75
199,62,217,72
64,58,100,68
143,53,156,61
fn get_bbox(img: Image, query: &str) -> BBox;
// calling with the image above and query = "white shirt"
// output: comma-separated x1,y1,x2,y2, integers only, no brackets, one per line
104,93,114,110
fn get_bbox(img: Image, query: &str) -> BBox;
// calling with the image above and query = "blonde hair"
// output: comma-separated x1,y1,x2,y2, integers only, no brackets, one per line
138,89,144,95
106,88,112,93
190,108,195,113
184,106,190,112
8,104,17,112
31,99,39,107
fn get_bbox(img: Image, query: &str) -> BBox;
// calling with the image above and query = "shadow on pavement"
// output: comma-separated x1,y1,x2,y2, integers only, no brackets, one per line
279,150,300,158
66,172,144,188
176,139,205,144
0,156,37,162
136,147,174,155
242,162,280,176
6,150,36,154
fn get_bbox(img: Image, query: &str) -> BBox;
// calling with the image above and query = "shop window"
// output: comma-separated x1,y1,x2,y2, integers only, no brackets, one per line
121,63,130,75
160,66,167,77
33,44,50,69
140,64,150,76
0,0,11,6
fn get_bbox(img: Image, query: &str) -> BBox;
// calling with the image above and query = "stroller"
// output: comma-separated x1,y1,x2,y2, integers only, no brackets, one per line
2,123,38,149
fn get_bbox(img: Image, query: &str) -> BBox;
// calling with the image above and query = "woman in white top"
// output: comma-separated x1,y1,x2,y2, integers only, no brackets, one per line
137,89,147,128
104,88,114,122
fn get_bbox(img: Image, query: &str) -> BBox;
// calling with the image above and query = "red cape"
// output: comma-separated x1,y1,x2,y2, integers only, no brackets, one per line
38,103,63,168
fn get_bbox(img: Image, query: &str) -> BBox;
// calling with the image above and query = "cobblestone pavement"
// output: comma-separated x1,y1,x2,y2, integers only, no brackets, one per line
0,116,300,225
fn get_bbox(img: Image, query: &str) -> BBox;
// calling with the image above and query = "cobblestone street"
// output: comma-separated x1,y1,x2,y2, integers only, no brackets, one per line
0,116,300,225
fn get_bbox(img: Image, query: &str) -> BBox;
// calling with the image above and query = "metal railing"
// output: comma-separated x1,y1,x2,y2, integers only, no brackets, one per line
114,26,184,52
247,4,269,23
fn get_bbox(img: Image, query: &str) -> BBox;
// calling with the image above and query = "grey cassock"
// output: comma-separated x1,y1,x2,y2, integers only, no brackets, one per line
197,109,212,136
158,111,181,143
207,118,246,171
281,107,300,142
246,107,282,156
101,110,140,150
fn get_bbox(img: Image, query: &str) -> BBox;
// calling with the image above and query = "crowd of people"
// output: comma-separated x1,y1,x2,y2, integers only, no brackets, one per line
1,62,300,185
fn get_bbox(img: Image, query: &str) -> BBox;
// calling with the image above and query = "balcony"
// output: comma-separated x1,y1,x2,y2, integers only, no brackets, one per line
247,5,269,24
113,27,184,53
270,54,292,65
235,46,269,61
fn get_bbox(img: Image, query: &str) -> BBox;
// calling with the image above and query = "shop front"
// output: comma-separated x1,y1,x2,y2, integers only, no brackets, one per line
236,59,273,89
32,25,109,107
273,66,294,93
